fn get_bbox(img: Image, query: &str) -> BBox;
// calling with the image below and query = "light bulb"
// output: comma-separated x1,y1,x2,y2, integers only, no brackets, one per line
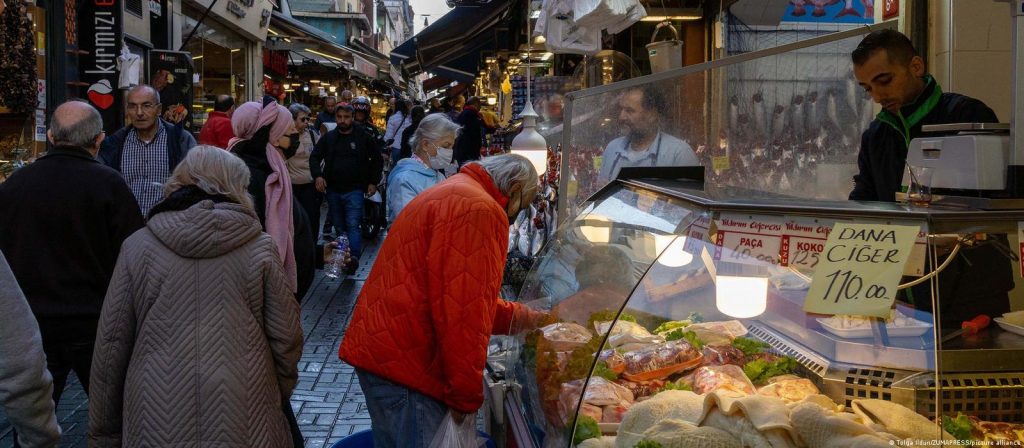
656,236,693,267
511,102,547,175
715,276,768,319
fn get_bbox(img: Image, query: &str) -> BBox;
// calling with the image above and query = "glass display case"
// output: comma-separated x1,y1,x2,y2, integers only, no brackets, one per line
505,177,1024,447
493,19,1024,448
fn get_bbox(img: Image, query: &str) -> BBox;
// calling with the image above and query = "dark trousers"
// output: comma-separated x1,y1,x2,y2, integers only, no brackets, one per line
293,182,323,240
38,317,97,404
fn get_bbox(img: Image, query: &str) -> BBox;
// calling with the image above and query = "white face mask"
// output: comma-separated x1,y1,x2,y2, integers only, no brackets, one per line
429,147,455,170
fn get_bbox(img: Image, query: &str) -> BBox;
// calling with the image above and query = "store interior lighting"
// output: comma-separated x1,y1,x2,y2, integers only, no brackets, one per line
714,262,769,319
511,0,548,177
230,48,241,53
487,96,497,106
303,85,309,92
655,236,693,267
192,55,204,60
283,84,291,89
641,8,702,21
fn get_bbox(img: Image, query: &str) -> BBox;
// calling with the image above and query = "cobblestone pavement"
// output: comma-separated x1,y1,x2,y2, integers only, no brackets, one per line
0,238,382,448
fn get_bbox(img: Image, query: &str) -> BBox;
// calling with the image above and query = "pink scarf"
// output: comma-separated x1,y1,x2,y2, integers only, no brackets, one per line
227,102,297,293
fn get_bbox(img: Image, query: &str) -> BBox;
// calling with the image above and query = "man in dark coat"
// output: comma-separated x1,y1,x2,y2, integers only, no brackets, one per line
849,29,1012,325
0,100,145,411
453,96,484,166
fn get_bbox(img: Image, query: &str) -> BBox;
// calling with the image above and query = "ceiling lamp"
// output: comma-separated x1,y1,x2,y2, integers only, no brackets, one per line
714,262,768,319
510,0,547,176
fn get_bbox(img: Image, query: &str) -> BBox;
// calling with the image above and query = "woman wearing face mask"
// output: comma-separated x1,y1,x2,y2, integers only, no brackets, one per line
386,114,461,222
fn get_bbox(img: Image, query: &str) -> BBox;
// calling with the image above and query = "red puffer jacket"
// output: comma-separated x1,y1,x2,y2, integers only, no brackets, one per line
339,163,533,413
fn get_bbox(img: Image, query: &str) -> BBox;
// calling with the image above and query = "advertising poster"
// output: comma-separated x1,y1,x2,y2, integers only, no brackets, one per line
79,0,124,132
781,0,875,24
149,51,195,131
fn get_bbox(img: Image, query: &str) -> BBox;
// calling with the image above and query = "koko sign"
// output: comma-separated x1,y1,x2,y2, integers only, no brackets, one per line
79,0,124,132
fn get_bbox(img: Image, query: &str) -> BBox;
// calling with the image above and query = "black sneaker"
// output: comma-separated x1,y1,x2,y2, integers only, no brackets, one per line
345,257,359,275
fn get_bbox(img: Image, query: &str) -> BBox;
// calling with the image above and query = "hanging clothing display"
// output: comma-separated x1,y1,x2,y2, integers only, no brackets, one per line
117,48,142,89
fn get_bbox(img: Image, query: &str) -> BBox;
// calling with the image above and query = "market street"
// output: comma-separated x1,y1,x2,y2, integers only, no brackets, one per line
0,240,384,448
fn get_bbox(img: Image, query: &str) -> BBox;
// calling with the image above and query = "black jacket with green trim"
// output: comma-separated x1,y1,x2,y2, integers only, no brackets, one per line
849,77,998,202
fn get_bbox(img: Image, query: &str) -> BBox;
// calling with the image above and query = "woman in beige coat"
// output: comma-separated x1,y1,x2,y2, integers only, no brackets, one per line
88,145,304,447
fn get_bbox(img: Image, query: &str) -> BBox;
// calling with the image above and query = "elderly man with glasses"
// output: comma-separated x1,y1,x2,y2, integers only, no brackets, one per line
99,84,197,217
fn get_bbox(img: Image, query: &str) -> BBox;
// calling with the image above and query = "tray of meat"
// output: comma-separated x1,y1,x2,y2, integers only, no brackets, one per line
702,344,746,366
599,349,626,374
615,378,666,399
602,404,629,423
692,364,757,397
541,322,593,352
621,340,703,382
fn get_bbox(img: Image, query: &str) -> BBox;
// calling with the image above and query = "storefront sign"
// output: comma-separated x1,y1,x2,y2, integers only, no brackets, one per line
882,0,899,20
354,54,376,79
150,0,162,16
226,0,247,18
79,0,124,132
779,216,837,270
149,51,195,131
714,213,784,266
263,49,288,76
803,223,919,318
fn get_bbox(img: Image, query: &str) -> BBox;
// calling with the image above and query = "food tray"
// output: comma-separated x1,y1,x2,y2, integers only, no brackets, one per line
621,355,704,382
816,318,932,339
994,317,1024,337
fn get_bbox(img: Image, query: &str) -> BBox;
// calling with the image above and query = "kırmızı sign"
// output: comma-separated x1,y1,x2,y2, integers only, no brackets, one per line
79,0,124,132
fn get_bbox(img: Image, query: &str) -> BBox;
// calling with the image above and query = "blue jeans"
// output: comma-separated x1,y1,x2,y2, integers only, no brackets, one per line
357,369,447,448
326,190,364,257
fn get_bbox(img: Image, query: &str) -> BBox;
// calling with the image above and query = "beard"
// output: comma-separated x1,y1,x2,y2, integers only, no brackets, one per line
337,123,353,132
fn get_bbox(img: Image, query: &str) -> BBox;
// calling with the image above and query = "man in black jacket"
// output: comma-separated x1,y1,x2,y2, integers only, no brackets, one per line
98,85,196,216
453,96,484,166
310,103,383,266
850,30,1012,325
0,100,144,410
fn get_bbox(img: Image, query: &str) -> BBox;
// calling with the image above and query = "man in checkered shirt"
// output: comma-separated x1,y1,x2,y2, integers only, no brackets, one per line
99,85,196,217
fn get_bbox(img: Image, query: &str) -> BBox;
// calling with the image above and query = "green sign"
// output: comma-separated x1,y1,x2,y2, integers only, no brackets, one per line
803,223,919,318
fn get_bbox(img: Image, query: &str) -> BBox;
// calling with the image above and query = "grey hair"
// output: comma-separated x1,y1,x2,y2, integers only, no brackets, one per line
410,114,461,155
288,103,311,118
164,145,254,210
472,154,539,197
50,100,103,148
127,84,161,105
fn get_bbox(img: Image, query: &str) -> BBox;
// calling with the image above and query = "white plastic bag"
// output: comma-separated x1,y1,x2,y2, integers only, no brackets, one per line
428,410,484,448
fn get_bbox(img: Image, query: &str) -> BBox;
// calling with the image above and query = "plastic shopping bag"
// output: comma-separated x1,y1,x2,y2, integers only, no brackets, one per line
428,410,484,448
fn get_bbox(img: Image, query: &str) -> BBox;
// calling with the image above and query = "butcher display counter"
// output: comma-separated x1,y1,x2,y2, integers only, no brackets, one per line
494,176,1024,448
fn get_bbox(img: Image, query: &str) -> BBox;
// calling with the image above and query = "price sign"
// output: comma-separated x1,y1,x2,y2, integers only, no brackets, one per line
903,228,929,276
685,214,712,255
780,216,837,270
1018,222,1024,278
712,156,730,172
714,213,784,266
804,223,919,318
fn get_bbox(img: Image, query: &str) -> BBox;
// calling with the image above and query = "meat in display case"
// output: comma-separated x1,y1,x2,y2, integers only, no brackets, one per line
501,177,1024,447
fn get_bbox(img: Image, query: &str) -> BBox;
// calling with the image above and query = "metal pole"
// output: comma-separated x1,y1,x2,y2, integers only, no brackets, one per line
179,0,220,51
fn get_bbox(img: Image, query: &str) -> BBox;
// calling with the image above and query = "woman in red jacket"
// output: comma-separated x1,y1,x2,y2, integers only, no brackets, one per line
339,154,544,447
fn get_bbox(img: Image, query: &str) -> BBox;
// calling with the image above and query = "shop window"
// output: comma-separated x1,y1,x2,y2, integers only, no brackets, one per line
126,0,143,18
181,9,249,132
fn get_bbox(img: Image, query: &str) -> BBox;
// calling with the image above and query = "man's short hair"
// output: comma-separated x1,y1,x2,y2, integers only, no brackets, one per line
624,85,666,116
213,95,235,112
335,103,354,114
851,29,919,66
127,85,161,105
50,100,104,148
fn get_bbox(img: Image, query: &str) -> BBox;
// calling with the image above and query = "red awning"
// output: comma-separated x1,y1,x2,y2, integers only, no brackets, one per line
422,76,454,93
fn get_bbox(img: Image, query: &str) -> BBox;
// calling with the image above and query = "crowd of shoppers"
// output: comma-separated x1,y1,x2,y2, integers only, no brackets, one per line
0,85,540,448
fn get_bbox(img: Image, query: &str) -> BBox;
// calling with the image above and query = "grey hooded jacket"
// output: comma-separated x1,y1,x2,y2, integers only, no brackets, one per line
0,250,61,447
87,200,303,447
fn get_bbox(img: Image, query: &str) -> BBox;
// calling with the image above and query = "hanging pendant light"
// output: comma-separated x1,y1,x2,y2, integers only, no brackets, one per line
510,0,547,176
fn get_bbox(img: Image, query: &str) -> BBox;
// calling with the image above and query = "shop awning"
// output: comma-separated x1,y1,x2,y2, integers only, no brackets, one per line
390,0,512,76
269,12,355,66
422,76,454,93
